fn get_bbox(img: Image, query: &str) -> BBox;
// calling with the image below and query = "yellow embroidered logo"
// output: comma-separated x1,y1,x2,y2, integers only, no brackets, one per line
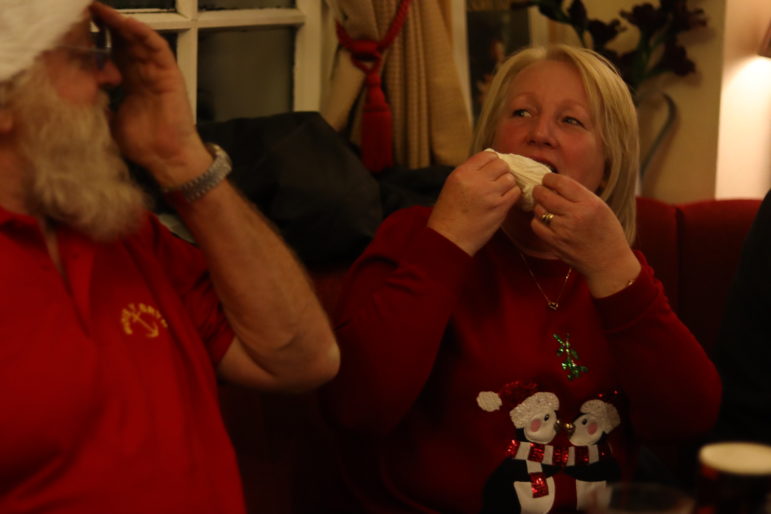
121,303,168,338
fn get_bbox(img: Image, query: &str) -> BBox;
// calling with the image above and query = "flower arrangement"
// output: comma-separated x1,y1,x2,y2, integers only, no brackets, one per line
512,0,709,95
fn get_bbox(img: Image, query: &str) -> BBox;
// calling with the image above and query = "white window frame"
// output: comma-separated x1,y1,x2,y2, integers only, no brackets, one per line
118,0,323,119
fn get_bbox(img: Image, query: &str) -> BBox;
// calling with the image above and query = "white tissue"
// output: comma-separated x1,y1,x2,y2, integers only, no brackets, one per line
485,148,551,211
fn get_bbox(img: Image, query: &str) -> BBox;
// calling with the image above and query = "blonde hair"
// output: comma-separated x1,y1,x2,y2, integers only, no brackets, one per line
472,44,639,243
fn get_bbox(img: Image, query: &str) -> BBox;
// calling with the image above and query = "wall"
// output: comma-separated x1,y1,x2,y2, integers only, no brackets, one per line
549,0,770,202
715,0,771,199
335,2,770,201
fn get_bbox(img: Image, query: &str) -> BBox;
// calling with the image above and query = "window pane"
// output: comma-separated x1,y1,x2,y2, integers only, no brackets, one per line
197,28,294,123
200,0,294,9
104,0,175,9
160,32,178,55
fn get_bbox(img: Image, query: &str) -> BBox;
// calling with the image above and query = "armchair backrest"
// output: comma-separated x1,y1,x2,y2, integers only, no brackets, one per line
634,196,761,353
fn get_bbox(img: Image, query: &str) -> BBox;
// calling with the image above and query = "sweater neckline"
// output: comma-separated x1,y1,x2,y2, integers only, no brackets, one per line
492,229,572,278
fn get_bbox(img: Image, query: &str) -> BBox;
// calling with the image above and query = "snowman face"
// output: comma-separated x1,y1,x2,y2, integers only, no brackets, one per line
520,410,559,444
569,413,602,445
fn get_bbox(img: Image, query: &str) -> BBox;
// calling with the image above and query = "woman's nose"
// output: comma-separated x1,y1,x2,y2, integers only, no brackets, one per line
527,116,556,147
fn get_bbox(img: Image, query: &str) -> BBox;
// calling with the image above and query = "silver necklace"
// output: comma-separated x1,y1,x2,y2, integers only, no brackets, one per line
517,249,572,311
499,225,573,311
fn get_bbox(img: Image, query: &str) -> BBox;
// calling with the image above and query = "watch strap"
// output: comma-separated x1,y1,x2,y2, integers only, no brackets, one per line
162,143,232,203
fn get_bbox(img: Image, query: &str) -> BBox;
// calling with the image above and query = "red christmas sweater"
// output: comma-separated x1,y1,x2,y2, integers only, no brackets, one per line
321,206,721,513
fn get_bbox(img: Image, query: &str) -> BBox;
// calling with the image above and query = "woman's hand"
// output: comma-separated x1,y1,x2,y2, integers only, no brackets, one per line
531,173,640,297
427,151,521,256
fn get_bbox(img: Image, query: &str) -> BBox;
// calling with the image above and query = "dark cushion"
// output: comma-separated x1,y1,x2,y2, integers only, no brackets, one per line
197,112,383,266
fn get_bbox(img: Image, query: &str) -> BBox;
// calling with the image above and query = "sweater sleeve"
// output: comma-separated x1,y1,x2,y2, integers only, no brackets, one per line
595,251,722,441
320,206,473,435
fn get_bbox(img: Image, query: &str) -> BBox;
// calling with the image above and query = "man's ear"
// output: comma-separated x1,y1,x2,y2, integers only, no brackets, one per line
0,108,14,134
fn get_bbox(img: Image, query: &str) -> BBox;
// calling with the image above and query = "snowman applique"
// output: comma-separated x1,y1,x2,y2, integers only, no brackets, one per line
564,398,622,511
477,382,561,514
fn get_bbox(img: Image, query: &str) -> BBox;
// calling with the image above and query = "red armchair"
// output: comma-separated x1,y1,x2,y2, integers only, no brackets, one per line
634,196,761,353
220,196,762,514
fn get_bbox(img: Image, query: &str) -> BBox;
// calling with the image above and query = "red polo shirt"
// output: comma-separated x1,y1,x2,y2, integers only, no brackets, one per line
0,207,246,514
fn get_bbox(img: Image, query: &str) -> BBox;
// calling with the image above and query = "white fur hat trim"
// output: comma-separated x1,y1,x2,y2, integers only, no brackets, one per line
580,399,620,433
485,148,552,211
0,0,92,83
510,391,559,429
476,391,503,412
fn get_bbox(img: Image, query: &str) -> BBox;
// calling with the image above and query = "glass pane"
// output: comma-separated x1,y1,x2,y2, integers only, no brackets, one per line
466,9,530,119
197,28,294,123
104,0,175,9
200,0,294,9
159,31,178,57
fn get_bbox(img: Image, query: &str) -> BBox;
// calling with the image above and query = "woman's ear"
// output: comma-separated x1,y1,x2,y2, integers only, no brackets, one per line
596,160,613,197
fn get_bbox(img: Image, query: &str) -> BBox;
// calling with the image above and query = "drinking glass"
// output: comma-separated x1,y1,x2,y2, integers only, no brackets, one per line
694,441,771,514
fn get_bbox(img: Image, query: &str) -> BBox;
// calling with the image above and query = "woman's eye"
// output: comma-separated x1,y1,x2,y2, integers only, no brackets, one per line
563,116,584,127
512,109,531,118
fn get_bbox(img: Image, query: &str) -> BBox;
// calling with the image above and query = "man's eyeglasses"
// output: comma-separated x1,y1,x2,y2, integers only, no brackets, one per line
57,21,112,71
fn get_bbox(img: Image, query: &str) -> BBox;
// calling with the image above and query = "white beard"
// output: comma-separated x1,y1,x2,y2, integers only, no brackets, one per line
14,66,147,242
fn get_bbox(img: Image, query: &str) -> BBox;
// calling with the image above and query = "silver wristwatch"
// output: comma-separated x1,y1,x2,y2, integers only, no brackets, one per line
162,143,233,203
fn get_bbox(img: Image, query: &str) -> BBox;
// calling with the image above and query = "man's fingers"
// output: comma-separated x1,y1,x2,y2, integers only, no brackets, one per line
92,2,173,64
90,2,122,26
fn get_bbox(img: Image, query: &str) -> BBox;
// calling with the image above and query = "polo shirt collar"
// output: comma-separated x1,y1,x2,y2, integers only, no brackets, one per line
0,204,38,229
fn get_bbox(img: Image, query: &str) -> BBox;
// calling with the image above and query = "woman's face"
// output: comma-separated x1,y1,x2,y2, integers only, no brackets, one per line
492,59,605,192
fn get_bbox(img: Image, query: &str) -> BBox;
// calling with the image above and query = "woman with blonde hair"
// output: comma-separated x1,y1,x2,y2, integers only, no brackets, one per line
322,44,719,513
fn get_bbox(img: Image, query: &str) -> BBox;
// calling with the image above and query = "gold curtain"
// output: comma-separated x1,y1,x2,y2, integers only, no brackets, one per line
322,0,471,169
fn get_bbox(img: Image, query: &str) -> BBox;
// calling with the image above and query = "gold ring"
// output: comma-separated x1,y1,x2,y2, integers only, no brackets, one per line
540,211,555,226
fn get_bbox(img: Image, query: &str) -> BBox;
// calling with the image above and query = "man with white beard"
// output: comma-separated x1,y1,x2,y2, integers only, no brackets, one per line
0,1,339,512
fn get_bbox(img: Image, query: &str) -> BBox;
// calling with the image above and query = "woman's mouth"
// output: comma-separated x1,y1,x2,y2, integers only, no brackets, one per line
532,158,558,173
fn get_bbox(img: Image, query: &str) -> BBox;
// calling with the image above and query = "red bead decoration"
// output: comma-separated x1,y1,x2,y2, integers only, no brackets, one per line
553,446,569,466
530,472,549,497
505,439,521,458
528,443,545,462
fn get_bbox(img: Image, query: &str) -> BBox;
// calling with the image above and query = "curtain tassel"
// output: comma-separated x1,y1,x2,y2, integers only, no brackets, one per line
360,72,393,173
335,0,413,173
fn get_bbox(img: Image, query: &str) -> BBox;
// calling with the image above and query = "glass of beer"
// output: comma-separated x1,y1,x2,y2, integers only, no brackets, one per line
695,441,771,514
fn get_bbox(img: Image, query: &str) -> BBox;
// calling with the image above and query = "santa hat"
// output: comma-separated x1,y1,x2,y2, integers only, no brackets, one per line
477,380,559,429
579,399,620,433
0,0,92,83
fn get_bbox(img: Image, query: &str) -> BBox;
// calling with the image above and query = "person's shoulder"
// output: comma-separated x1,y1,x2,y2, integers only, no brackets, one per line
753,189,771,227
367,205,433,250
